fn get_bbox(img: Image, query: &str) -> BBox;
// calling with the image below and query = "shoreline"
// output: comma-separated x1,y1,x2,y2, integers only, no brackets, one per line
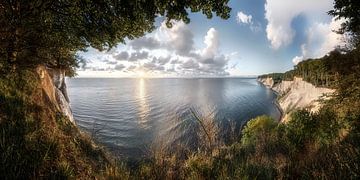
273,99,284,122
256,79,284,122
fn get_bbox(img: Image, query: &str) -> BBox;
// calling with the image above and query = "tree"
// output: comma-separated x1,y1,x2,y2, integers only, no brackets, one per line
329,0,360,46
0,0,231,74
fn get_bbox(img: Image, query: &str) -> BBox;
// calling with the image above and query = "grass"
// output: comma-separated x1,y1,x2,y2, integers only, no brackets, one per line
0,69,112,178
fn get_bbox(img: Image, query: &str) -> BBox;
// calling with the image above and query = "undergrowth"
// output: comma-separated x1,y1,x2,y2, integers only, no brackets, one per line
0,69,111,178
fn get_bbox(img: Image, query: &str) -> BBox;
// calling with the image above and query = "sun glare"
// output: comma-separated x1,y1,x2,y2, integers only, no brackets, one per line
137,70,147,78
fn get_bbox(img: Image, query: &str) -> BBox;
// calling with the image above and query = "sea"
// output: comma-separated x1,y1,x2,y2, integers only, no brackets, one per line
67,78,280,159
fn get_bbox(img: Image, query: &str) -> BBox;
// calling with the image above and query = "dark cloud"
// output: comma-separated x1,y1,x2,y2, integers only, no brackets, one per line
126,65,137,72
114,64,125,71
174,55,229,76
128,51,149,61
130,37,161,50
113,51,149,62
160,21,195,57
200,55,228,67
170,58,181,64
103,59,117,65
113,51,129,61
181,59,199,69
166,68,176,72
152,56,171,65
91,67,107,71
142,62,165,71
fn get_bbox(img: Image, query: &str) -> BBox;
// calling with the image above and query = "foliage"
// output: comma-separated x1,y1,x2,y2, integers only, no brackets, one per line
0,70,111,178
329,0,360,46
241,115,277,147
0,0,231,73
259,54,338,88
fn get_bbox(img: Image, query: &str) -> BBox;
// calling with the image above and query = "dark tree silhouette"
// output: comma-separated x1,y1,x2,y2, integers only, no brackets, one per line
0,0,231,74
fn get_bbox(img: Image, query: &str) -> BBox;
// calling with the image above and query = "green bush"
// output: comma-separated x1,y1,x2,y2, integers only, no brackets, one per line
241,115,277,147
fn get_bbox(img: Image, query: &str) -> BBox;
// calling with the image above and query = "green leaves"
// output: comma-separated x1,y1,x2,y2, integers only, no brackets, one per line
0,0,231,72
328,0,360,46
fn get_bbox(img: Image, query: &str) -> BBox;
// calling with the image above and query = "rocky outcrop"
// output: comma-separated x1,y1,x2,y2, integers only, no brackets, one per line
258,77,274,89
36,66,74,123
258,77,335,122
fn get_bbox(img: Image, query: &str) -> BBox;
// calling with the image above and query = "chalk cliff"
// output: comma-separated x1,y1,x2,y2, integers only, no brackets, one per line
36,66,74,123
258,77,334,122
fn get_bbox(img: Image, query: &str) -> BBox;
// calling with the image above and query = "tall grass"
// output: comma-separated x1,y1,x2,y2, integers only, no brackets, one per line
0,69,112,178
100,107,359,179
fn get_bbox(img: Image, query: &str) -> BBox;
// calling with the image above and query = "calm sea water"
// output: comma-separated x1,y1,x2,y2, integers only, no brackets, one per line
67,78,280,159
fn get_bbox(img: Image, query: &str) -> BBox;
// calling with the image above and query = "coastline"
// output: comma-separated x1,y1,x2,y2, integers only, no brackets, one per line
257,80,284,122
273,98,284,122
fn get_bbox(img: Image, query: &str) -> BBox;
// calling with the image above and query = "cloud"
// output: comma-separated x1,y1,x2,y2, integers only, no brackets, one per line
103,59,117,65
264,0,333,49
126,65,137,72
181,59,200,70
152,56,171,65
292,56,304,65
307,18,346,57
141,62,165,72
113,51,129,61
129,37,160,50
236,11,262,32
166,67,176,72
159,21,194,56
90,67,110,71
292,18,346,64
198,28,229,73
170,58,181,64
114,64,125,71
128,51,149,61
201,28,219,60
237,11,252,24
80,21,232,77
160,27,230,76
250,22,262,33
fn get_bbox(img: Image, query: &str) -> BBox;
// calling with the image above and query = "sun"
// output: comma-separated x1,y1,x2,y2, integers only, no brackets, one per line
137,70,147,78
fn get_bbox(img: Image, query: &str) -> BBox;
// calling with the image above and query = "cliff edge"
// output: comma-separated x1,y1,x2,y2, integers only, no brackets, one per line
36,66,74,123
258,77,335,122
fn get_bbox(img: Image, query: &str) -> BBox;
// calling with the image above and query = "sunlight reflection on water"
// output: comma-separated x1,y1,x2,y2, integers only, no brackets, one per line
67,78,280,158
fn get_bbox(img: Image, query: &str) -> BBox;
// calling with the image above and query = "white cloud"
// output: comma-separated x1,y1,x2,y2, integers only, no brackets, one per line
292,56,304,65
237,11,262,33
292,18,346,64
237,11,252,24
308,18,345,57
202,28,219,60
265,0,333,49
79,21,232,77
158,21,194,56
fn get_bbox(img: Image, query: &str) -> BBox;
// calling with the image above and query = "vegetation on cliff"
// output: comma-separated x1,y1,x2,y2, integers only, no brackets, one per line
0,70,113,178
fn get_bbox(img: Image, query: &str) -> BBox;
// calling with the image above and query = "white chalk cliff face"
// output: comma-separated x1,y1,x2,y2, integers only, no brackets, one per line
36,66,74,123
258,77,334,122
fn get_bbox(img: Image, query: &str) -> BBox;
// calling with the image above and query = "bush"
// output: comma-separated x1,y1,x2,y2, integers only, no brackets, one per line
241,115,278,147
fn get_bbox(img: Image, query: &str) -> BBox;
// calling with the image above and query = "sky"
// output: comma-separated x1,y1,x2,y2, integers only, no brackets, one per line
77,0,345,78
